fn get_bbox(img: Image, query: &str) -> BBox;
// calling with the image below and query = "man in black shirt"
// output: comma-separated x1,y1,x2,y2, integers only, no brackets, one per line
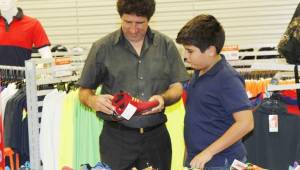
78,0,189,169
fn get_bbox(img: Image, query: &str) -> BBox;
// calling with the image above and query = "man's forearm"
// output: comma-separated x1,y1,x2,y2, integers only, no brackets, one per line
79,87,96,108
161,82,183,106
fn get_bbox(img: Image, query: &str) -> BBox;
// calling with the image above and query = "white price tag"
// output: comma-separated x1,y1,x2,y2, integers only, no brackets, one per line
230,159,247,170
269,115,279,133
121,103,137,120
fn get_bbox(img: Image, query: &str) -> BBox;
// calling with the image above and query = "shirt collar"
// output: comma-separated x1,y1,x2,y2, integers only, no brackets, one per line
113,27,155,46
15,8,24,20
195,54,226,77
0,7,24,20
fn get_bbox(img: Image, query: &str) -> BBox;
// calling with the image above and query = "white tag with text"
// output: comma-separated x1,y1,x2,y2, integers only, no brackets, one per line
230,159,247,170
269,115,279,133
121,103,137,120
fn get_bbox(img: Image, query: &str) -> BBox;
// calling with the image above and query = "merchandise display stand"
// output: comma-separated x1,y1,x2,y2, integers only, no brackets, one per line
25,57,84,170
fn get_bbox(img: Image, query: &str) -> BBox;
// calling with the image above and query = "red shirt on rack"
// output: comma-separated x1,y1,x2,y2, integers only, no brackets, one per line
0,8,50,66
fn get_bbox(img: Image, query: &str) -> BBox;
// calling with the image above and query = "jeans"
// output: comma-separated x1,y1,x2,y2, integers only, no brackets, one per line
204,158,230,170
185,156,247,170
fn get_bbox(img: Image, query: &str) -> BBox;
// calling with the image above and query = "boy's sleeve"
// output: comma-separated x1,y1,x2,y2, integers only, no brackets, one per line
220,76,252,115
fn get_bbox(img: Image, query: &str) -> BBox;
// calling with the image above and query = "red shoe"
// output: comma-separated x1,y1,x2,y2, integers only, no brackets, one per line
112,91,159,116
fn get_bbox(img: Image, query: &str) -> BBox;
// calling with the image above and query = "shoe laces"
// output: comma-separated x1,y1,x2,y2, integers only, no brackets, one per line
131,96,141,103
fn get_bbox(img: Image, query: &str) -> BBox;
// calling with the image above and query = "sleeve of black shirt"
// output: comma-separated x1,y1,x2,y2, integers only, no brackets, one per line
78,42,107,89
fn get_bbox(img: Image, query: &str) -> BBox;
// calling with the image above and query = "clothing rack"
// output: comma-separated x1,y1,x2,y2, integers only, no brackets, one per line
0,65,25,71
0,65,26,170
250,62,300,91
0,65,25,81
25,57,84,170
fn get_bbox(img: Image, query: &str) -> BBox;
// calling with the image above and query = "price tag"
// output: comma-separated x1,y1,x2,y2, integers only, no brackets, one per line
230,159,247,170
269,115,279,133
121,103,137,120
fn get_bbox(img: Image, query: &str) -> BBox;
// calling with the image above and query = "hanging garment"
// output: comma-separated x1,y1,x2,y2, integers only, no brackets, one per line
165,98,186,170
3,88,29,164
0,83,18,122
74,89,103,170
59,90,76,169
279,90,300,116
244,98,300,170
40,89,66,170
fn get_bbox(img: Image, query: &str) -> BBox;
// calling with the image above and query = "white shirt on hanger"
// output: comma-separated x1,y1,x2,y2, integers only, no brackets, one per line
40,89,66,170
0,83,18,122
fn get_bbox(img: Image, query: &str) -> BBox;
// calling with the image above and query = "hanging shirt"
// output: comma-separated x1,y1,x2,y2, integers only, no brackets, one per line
0,83,18,122
40,89,66,170
3,88,29,164
244,98,300,170
165,98,186,170
74,89,103,170
59,90,76,169
0,8,50,66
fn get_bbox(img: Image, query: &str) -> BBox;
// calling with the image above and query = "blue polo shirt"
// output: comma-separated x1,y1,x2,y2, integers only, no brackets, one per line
184,56,252,167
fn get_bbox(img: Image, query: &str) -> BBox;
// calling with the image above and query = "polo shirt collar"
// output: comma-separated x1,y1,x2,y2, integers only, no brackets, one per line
0,7,24,20
113,27,155,46
15,8,24,20
196,54,226,77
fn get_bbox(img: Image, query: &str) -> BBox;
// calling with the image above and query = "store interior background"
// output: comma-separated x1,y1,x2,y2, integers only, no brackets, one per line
18,0,299,54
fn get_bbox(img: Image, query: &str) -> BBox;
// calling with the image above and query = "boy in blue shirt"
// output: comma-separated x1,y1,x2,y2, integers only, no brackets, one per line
176,14,254,169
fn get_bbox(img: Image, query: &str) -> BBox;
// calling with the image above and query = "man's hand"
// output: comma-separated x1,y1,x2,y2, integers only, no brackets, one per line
87,94,115,115
190,150,213,169
142,95,164,115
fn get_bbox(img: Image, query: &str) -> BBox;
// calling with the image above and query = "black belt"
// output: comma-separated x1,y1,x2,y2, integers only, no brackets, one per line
105,121,163,134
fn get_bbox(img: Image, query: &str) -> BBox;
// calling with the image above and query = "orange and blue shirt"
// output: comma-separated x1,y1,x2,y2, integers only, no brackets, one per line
0,8,50,66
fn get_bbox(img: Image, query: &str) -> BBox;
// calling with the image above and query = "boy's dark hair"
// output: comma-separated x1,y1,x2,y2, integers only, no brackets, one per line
117,0,156,20
176,14,225,54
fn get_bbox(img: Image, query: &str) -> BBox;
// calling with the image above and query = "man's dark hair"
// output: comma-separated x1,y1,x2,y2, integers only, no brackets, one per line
176,14,225,54
117,0,156,20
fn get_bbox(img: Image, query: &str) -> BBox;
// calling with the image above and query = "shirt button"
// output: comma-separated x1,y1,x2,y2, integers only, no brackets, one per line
139,76,143,80
141,93,145,96
138,60,142,64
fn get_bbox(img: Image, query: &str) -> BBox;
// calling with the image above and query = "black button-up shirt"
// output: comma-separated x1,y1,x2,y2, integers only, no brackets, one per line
78,28,189,128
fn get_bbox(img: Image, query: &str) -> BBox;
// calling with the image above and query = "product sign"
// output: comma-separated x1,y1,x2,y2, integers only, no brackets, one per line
53,57,73,77
221,45,239,61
